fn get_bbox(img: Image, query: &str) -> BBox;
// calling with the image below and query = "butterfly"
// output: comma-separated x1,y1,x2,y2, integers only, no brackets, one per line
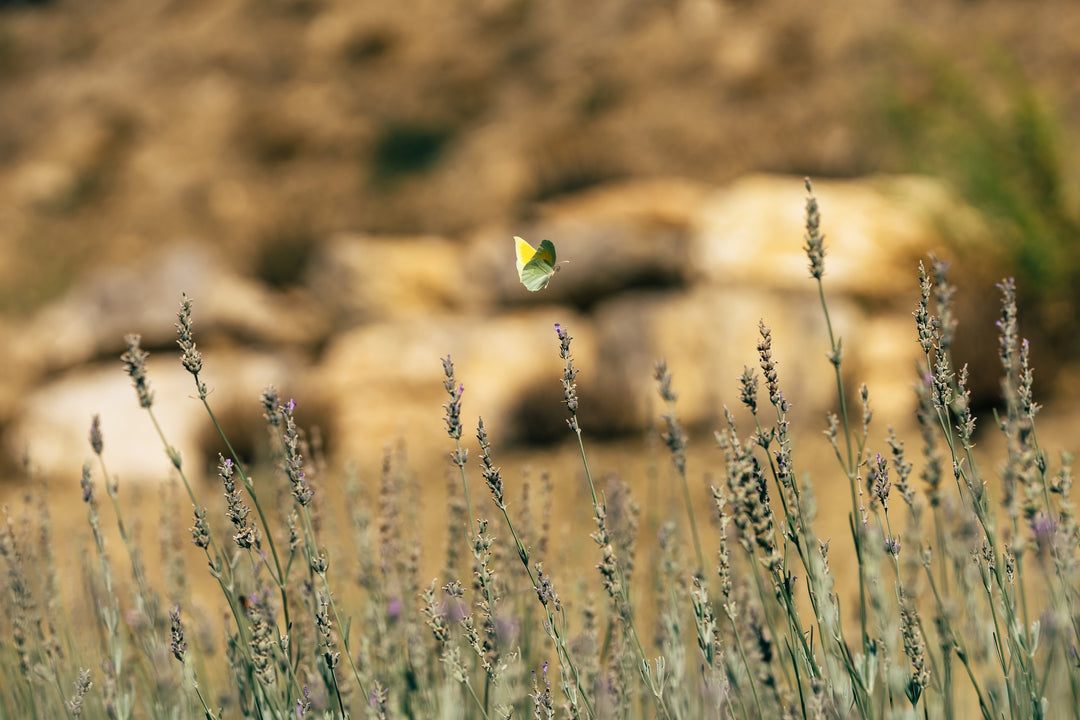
514,236,561,291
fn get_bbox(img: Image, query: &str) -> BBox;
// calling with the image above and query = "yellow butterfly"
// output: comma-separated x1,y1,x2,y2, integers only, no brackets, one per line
514,236,560,291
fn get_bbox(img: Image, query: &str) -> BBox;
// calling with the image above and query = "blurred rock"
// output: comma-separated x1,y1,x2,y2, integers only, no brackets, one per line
305,233,483,328
13,161,80,211
0,243,330,480
11,106,133,213
10,243,329,377
313,308,595,469
692,173,996,298
9,350,297,482
693,173,1006,415
586,286,857,435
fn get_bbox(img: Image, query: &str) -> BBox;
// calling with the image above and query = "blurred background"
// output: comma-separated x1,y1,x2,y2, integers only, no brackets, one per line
0,0,1079,491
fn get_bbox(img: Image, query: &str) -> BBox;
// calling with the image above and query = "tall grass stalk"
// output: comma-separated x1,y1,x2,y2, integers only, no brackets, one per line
654,361,706,579
556,322,673,719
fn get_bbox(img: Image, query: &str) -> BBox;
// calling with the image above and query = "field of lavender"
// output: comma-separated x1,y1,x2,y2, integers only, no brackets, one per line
2,182,1077,719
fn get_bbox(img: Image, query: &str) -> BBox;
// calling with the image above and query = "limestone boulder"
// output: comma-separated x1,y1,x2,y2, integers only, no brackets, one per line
304,233,482,329
585,286,862,435
692,173,998,298
312,308,596,469
691,173,1008,417
9,243,328,379
8,349,299,483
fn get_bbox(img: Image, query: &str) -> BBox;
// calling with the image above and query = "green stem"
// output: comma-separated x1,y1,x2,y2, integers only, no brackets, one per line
573,426,671,720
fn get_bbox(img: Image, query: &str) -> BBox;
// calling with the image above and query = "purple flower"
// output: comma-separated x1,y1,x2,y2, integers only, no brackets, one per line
1031,513,1056,550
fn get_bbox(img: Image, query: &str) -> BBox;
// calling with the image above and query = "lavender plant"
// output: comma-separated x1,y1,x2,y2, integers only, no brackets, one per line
0,180,1077,719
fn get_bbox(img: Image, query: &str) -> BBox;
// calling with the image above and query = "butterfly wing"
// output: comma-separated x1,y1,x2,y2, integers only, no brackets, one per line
514,236,537,277
532,239,557,265
519,259,555,291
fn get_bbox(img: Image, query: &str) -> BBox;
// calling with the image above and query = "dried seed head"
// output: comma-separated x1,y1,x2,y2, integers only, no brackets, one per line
442,355,465,442
280,399,313,506
190,506,211,548
477,418,504,509
261,386,281,426
555,324,580,431
65,669,93,717
120,334,153,409
803,178,826,279
175,294,207,398
169,606,187,662
757,322,780,408
89,415,103,456
997,278,1019,377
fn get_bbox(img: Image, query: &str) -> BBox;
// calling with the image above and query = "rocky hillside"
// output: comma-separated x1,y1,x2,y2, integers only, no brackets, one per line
1,0,1078,306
